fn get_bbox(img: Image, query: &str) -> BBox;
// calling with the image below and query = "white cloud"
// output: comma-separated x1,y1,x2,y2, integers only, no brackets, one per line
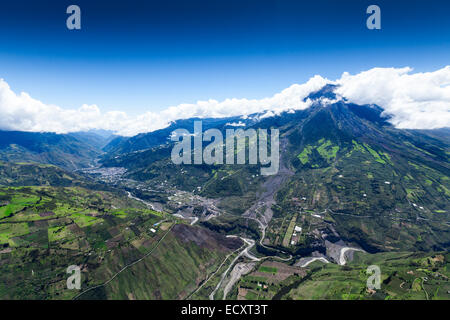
0,75,327,136
0,66,449,136
335,66,450,129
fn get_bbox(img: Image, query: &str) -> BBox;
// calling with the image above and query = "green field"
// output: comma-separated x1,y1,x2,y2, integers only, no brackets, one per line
282,214,297,247
258,266,278,274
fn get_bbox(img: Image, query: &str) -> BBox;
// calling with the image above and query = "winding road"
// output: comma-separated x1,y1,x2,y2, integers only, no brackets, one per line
126,191,159,211
339,247,364,265
298,257,330,267
209,236,256,300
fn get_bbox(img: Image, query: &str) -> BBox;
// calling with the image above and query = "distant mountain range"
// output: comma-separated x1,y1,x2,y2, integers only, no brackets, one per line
0,130,117,170
102,115,261,155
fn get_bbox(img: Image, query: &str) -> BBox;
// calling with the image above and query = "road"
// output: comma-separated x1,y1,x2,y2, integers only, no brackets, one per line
223,262,256,300
126,191,159,211
173,213,198,225
339,247,364,265
209,236,256,300
297,257,330,267
186,243,246,300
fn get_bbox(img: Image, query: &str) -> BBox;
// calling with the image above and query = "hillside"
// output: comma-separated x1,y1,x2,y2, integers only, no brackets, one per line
98,86,449,254
0,131,104,170
0,185,242,299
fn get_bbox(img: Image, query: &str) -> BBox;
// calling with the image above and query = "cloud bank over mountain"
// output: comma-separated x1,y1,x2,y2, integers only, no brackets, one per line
1,66,449,136
335,66,450,130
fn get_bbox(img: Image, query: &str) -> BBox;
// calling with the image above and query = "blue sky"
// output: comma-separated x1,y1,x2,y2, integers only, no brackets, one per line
0,0,449,115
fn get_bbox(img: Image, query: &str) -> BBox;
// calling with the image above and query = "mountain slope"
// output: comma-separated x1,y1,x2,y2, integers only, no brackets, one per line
276,99,449,252
99,85,450,253
0,185,242,299
102,116,260,155
68,130,115,151
0,131,103,170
